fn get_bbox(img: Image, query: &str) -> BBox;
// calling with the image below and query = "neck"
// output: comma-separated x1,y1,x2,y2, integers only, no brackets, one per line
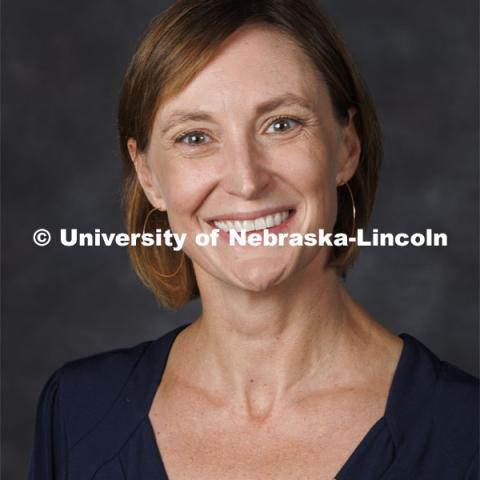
172,256,381,423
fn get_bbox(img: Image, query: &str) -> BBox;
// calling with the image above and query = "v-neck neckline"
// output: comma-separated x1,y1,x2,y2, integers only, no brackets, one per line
333,333,411,478
141,324,411,480
143,323,191,479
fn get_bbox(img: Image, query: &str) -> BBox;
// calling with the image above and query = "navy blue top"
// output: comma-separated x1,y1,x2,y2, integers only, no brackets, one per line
28,323,479,479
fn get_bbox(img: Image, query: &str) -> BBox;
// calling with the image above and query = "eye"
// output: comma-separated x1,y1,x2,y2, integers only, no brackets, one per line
265,117,301,134
176,131,211,146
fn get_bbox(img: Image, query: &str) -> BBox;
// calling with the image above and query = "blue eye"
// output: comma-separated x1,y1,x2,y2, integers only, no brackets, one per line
177,132,211,145
266,118,300,134
175,118,300,145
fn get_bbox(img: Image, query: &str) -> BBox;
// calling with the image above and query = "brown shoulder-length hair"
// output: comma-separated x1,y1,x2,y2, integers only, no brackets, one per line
118,0,382,310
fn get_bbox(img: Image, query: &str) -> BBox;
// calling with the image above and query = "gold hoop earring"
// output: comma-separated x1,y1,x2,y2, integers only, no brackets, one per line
142,206,185,278
339,182,356,237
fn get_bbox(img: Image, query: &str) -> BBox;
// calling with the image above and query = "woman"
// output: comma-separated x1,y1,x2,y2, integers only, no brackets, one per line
28,0,478,478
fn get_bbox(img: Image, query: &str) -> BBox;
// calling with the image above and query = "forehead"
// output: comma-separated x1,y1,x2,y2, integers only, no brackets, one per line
156,25,326,120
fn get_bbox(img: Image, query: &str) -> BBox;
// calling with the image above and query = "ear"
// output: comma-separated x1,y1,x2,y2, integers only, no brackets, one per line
335,108,361,186
127,138,167,211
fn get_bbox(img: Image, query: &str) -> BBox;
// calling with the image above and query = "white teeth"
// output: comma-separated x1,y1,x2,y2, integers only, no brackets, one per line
255,217,266,230
213,210,291,233
244,220,255,232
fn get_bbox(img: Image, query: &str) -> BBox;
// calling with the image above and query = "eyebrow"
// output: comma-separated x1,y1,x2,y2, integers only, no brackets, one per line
160,93,314,135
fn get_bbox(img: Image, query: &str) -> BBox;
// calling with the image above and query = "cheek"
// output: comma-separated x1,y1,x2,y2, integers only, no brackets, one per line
275,138,339,226
152,158,216,225
276,137,337,193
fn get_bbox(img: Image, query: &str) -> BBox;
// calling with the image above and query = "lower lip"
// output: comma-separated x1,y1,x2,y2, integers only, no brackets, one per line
209,209,296,243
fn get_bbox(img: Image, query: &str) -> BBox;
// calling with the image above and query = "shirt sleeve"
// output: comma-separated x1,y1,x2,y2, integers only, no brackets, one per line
28,368,68,480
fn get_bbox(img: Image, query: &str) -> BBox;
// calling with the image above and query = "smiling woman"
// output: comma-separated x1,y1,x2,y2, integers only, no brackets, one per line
126,24,366,297
118,1,381,309
28,1,478,479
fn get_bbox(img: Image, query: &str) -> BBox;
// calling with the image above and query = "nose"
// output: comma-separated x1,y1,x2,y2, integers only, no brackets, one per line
220,136,271,199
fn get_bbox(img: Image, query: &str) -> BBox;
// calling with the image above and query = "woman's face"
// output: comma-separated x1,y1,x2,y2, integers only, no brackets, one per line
130,25,360,292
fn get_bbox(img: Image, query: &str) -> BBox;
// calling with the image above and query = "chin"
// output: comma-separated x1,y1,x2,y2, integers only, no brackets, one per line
231,261,288,292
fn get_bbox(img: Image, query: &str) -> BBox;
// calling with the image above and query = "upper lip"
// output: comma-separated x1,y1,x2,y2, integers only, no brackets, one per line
206,206,295,223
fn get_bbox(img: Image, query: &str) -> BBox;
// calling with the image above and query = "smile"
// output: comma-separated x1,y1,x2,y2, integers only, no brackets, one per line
212,209,295,233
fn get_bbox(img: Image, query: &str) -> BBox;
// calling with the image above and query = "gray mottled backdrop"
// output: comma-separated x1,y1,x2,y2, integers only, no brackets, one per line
3,0,478,478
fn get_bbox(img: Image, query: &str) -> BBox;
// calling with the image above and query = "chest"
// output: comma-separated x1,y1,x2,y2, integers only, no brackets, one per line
148,390,385,480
